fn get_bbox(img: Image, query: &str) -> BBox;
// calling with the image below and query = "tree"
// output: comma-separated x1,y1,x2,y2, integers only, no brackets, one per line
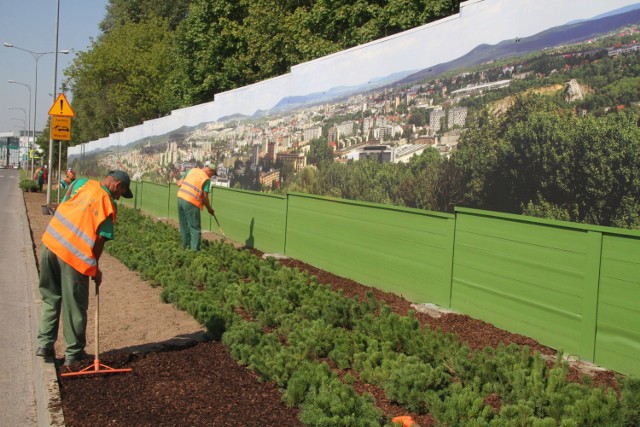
565,111,640,227
449,106,508,210
285,166,320,194
274,158,296,185
500,108,574,214
381,0,458,37
100,0,192,32
65,17,176,142
407,108,428,127
461,93,640,228
168,0,250,106
308,137,334,167
397,148,442,210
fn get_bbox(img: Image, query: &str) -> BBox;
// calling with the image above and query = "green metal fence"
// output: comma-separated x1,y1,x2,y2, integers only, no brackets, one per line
596,231,640,376
122,181,639,377
285,193,455,305
451,208,640,376
211,187,287,254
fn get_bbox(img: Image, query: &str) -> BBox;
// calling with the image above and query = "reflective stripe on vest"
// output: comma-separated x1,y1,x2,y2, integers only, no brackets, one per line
176,168,208,209
44,217,97,269
41,180,115,276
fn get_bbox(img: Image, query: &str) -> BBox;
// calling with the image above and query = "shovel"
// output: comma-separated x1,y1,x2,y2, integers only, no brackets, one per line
60,280,132,377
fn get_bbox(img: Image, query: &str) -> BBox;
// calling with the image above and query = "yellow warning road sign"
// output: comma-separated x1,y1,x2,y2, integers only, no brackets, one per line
48,93,76,117
51,116,72,141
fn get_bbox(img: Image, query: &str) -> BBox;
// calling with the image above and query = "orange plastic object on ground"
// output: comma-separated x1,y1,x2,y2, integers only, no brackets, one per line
392,415,416,427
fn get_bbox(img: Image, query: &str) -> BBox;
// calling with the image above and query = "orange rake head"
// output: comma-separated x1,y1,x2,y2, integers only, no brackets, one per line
60,358,132,378
61,282,132,378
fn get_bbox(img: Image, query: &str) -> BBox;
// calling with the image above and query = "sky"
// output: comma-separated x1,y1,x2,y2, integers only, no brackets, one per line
0,0,108,134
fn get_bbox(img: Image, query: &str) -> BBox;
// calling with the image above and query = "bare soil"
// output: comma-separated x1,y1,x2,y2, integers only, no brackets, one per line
23,191,618,427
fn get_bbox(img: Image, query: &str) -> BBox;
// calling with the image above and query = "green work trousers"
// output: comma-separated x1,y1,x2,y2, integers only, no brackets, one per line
178,197,203,251
37,245,90,359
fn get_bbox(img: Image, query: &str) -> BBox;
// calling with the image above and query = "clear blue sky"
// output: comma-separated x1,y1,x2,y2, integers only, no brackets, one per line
0,0,108,134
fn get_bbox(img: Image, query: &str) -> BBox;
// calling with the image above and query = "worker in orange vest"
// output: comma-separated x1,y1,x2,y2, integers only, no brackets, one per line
59,167,76,191
33,166,44,192
176,160,217,251
35,170,133,367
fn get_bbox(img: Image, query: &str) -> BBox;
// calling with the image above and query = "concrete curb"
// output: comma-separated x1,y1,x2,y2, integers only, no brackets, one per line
21,196,65,426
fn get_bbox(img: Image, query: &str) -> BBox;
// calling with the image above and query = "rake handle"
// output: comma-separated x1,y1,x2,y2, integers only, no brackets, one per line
212,212,227,239
94,281,100,361
59,280,133,377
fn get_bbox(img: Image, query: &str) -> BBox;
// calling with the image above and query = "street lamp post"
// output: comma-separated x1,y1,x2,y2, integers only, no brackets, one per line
7,80,33,174
4,42,69,198
9,106,30,171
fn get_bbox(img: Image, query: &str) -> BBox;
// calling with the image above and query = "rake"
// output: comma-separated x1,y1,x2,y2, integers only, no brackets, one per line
212,212,227,240
60,281,132,377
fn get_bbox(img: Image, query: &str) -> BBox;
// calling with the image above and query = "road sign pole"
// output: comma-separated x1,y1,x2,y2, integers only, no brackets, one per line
48,95,75,205
57,141,61,203
47,0,62,206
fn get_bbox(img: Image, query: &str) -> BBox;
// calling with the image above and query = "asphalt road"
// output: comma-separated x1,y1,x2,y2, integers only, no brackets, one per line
0,169,62,426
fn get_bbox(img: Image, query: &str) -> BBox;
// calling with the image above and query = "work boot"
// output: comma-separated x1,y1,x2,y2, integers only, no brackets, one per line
63,351,90,367
35,347,54,357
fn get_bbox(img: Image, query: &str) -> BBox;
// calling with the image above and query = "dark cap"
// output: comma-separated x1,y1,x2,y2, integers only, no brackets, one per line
108,170,133,198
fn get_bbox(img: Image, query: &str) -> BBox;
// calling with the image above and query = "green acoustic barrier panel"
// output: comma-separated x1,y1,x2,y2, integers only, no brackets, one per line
452,209,593,356
103,178,640,377
140,182,170,218
134,181,143,210
210,187,286,254
595,233,640,376
285,193,454,305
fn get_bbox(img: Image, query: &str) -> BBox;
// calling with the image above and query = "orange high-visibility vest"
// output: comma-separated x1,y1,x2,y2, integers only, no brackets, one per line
33,167,42,180
41,180,116,276
177,168,209,210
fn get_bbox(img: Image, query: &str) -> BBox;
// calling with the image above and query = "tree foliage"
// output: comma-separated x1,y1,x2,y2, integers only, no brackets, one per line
452,94,640,227
283,94,640,229
100,0,191,32
65,17,176,142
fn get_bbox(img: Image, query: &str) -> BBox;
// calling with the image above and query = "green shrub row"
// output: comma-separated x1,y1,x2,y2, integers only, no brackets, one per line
19,179,39,192
107,206,640,426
